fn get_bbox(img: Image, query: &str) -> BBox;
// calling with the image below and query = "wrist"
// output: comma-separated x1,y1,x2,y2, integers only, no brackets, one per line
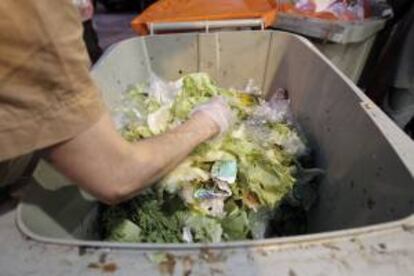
189,112,220,139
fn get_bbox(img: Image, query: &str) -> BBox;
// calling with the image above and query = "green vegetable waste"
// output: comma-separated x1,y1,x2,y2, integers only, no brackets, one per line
101,73,320,243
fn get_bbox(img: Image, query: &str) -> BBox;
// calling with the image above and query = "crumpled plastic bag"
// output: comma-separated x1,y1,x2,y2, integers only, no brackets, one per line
254,88,293,123
113,72,183,131
245,88,307,156
72,0,94,21
148,73,183,106
282,0,391,21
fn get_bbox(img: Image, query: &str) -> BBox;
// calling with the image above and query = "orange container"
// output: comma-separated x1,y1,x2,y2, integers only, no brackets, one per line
131,0,278,35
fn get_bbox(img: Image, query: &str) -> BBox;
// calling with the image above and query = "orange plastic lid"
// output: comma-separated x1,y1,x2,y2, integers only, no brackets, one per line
131,0,278,35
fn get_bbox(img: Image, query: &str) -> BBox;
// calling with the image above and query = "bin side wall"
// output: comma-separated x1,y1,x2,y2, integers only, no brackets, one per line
91,39,152,110
264,33,414,232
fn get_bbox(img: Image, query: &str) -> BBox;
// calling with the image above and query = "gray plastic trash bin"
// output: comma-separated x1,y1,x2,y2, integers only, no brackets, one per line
272,13,388,82
17,31,414,248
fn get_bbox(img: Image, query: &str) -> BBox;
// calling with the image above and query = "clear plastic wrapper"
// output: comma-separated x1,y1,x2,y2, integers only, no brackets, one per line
326,1,365,21
248,208,273,239
295,0,317,13
282,0,393,21
253,88,293,124
147,73,183,106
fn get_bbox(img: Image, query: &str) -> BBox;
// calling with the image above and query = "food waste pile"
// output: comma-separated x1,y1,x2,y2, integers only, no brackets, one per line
101,73,322,243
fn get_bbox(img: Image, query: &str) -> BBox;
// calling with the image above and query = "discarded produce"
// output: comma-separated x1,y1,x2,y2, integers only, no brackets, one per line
101,73,322,243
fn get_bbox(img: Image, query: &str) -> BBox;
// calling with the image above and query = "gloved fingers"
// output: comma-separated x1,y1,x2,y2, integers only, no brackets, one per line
191,96,233,135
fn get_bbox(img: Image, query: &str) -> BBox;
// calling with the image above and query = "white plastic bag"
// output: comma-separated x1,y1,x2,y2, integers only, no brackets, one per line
147,73,183,106
253,88,292,123
72,0,94,21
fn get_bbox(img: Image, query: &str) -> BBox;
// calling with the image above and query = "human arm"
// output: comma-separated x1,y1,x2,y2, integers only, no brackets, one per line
0,0,231,204
48,98,231,205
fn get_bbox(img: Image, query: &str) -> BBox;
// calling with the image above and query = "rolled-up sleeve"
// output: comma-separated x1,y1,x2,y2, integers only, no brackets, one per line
0,0,106,161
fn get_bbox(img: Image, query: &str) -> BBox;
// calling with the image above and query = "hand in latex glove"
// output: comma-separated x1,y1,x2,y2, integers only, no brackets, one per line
191,96,233,136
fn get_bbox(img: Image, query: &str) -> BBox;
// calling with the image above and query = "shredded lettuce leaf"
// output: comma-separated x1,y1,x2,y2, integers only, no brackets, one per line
185,214,223,243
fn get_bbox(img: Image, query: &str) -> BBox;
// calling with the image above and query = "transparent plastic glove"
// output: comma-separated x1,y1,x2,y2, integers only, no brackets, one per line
191,96,233,135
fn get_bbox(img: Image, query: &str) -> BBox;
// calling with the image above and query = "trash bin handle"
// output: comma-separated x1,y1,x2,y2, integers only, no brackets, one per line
148,19,265,35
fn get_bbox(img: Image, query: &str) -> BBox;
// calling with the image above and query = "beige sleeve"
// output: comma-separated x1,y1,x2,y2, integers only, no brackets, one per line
0,0,106,161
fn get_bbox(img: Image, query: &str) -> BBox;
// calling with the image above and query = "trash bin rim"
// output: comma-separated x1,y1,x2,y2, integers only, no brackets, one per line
15,200,414,249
